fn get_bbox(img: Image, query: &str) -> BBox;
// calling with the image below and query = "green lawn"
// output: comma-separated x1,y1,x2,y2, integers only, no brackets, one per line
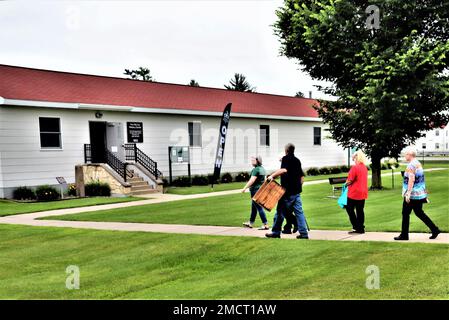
0,224,447,299
165,173,356,195
46,169,449,233
0,197,144,217
165,165,415,195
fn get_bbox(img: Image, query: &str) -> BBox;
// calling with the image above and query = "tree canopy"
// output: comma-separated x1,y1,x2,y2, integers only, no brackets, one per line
124,67,154,81
274,0,449,188
189,79,200,87
224,73,256,92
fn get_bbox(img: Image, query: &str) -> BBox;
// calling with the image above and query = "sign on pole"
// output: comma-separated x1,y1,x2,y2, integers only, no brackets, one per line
212,103,232,188
168,146,191,185
56,176,67,199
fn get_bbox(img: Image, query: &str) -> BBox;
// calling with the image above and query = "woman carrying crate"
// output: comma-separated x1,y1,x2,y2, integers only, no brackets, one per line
241,156,269,230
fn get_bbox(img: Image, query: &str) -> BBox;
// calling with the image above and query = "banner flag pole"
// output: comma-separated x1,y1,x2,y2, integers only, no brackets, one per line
211,103,232,189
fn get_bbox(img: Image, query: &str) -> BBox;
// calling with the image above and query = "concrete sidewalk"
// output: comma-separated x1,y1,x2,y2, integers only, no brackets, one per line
0,167,447,244
0,214,447,244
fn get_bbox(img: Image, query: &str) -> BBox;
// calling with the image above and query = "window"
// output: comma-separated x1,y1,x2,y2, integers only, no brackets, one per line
313,127,321,145
39,117,61,148
435,143,440,149
188,122,202,147
422,143,426,149
259,125,270,146
435,130,439,136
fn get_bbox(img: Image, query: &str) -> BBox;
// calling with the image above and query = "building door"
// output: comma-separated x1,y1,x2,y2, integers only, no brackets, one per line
89,121,107,163
106,122,125,161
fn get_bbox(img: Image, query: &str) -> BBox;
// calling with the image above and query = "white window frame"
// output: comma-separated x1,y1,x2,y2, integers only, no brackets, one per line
259,124,270,147
313,127,322,146
188,121,202,148
39,116,63,150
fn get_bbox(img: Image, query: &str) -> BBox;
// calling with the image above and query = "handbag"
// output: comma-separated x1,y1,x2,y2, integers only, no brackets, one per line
337,184,348,209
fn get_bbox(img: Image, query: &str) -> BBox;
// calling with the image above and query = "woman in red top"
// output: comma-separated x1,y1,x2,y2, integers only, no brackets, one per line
345,150,369,234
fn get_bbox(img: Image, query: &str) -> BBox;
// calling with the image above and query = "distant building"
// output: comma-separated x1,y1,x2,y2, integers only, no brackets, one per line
0,65,348,198
412,124,449,153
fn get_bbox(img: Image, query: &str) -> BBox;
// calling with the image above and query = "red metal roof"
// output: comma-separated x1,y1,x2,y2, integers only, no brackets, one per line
0,64,319,118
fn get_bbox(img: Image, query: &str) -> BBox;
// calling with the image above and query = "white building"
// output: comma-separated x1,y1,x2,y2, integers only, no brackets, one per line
412,125,449,153
0,65,348,198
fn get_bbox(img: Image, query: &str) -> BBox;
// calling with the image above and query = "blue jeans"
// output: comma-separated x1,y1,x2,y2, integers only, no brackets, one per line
271,194,308,236
249,187,267,224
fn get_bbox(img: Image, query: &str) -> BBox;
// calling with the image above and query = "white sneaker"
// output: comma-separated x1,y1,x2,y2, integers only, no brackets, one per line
242,222,254,228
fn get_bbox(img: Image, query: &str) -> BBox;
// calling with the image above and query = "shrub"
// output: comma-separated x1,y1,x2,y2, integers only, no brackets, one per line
319,167,330,175
208,174,218,185
381,163,388,170
339,165,350,173
161,178,169,187
35,185,60,201
329,166,342,174
306,167,320,176
67,184,77,197
13,186,36,200
192,175,209,186
235,171,250,182
172,176,191,187
220,172,233,183
85,181,111,197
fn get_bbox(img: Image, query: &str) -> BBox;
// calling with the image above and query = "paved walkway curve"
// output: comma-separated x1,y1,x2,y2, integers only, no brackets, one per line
0,168,447,244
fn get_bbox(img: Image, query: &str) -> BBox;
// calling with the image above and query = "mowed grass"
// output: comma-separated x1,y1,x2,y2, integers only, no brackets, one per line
165,166,409,195
0,224,447,299
46,169,449,233
0,197,144,217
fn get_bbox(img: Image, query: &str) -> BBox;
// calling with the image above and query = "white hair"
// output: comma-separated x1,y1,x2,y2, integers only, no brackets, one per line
403,146,417,157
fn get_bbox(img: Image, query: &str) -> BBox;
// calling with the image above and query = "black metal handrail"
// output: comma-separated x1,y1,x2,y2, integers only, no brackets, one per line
105,148,133,182
84,144,92,163
84,144,132,182
124,143,162,179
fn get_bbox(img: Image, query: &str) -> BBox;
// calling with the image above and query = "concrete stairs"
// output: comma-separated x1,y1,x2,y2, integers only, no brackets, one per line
128,170,160,196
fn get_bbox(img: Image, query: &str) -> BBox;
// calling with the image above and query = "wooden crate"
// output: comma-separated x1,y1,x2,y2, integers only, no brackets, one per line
252,180,286,211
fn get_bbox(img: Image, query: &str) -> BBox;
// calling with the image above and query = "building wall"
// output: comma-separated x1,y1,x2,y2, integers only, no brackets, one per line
412,125,449,152
0,124,3,198
0,105,348,197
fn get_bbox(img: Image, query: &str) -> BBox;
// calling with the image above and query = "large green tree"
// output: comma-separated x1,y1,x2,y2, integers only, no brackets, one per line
275,0,449,188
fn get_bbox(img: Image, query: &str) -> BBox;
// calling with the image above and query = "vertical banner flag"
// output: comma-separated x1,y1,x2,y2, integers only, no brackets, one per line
212,103,232,187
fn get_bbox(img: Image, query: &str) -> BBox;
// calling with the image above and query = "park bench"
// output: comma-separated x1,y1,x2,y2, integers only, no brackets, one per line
328,176,348,198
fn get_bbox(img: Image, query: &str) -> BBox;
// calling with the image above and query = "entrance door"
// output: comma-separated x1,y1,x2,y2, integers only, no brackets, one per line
89,121,107,163
106,122,125,161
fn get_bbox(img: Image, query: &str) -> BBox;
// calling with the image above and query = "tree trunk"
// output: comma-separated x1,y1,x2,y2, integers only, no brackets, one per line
370,153,383,189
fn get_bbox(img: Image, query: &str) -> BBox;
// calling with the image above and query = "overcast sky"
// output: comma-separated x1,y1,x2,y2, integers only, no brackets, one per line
0,0,332,99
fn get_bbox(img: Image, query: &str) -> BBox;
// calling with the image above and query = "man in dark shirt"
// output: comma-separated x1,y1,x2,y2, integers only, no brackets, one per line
266,143,309,239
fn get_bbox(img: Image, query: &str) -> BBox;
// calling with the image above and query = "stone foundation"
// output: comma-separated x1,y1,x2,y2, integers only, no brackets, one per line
75,164,131,197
